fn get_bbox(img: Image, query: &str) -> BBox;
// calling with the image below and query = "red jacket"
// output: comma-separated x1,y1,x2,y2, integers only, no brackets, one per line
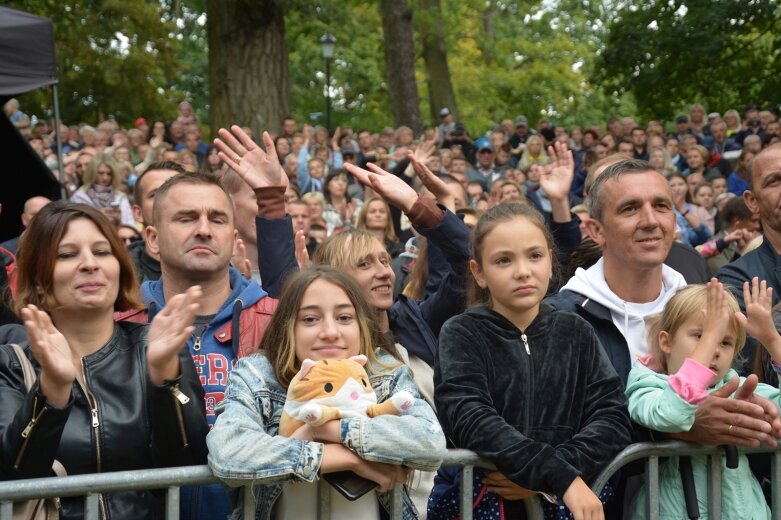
115,296,278,359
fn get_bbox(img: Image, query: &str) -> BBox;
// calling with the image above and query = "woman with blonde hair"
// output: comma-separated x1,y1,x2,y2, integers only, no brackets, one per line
518,134,550,171
357,196,402,257
70,155,134,227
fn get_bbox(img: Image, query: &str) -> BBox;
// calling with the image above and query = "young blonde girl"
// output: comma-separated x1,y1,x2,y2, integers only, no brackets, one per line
433,203,632,519
207,266,445,519
626,277,781,519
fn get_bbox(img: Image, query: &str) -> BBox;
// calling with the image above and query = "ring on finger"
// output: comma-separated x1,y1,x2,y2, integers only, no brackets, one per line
728,424,734,434
235,154,242,165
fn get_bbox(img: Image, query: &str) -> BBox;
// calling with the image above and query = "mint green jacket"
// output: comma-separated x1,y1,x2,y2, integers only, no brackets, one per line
626,363,772,520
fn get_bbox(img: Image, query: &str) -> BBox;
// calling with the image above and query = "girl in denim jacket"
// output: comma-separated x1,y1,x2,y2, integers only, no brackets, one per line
207,266,446,519
626,278,781,519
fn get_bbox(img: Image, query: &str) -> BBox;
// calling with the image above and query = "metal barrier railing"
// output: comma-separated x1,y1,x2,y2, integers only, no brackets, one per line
0,449,542,520
4,443,777,519
590,441,781,520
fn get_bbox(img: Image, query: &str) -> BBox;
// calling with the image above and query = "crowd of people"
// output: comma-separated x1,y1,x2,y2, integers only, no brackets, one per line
1,95,781,519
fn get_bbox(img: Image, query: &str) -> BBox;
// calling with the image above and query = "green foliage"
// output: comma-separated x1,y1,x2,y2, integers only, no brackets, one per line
11,0,183,126
594,0,781,120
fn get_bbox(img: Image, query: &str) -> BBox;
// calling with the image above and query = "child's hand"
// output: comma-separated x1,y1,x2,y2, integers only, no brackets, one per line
737,277,781,361
482,472,537,500
691,279,731,367
562,476,603,520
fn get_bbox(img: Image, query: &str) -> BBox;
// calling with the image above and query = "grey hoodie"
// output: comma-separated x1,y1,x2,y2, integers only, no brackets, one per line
560,258,687,361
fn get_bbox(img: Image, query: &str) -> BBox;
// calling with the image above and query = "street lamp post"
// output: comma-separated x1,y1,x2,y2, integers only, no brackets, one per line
319,33,336,134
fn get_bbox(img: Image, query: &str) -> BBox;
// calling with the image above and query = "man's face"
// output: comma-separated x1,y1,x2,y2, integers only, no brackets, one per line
93,130,108,147
711,123,726,143
618,142,634,155
767,122,781,137
147,183,237,279
133,169,179,225
745,148,781,235
665,138,679,157
450,158,467,174
477,149,494,168
357,131,372,151
76,153,93,178
631,129,646,147
586,171,675,272
283,118,297,136
186,134,200,153
288,203,310,235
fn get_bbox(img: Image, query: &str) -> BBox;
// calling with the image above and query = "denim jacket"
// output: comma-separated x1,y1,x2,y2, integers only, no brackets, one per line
206,350,447,520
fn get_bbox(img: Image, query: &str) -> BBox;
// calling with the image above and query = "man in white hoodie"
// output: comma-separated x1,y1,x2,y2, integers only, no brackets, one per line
548,158,781,449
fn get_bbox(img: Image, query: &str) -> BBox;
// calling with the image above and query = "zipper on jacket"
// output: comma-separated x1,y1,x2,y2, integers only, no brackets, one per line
79,359,107,519
521,333,530,355
171,384,190,448
193,335,201,352
13,395,47,469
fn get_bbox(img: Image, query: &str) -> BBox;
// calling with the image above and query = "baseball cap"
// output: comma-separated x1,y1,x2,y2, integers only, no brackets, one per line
515,116,528,127
439,108,451,117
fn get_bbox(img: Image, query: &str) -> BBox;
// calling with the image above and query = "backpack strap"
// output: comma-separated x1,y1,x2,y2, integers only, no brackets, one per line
9,343,35,392
8,343,68,479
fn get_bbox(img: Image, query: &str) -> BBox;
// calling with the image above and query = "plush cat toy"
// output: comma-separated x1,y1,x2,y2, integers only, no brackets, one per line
279,355,415,436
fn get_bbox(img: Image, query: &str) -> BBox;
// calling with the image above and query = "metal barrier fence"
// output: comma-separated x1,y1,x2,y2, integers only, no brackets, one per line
0,449,541,520
590,441,781,520
2,443,778,519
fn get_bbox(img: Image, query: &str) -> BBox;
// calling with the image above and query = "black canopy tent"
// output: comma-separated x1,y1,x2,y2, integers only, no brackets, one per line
0,6,64,242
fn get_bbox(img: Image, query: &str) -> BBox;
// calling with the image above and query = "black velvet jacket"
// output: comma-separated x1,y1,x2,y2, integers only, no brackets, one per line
435,304,631,497
0,322,208,520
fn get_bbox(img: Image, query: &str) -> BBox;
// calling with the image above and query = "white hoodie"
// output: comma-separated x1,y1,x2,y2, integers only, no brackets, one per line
560,258,687,362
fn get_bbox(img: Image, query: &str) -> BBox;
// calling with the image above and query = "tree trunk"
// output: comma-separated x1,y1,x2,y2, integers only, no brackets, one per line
207,0,290,139
481,0,496,65
418,0,458,124
379,0,422,133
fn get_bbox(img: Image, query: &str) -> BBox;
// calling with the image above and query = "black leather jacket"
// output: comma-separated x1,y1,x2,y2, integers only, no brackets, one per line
0,322,208,520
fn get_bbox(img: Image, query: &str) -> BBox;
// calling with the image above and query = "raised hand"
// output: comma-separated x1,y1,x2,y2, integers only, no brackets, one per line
331,126,342,151
737,277,781,360
408,150,455,212
147,286,202,385
541,142,574,202
294,230,311,269
21,305,75,408
344,162,418,214
411,139,437,166
214,126,288,190
231,238,253,280
688,279,731,368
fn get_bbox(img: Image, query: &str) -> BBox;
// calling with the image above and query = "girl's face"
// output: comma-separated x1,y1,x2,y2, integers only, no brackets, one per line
660,311,736,383
365,200,388,230
315,147,329,162
470,217,552,329
327,174,348,197
153,122,165,137
114,147,130,163
694,186,714,209
294,279,361,362
725,113,738,128
712,177,727,197
276,138,290,157
96,164,113,187
527,164,543,183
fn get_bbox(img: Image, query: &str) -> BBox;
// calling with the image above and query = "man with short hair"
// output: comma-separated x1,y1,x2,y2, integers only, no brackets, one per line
617,138,634,156
128,161,186,283
281,115,297,140
176,130,208,168
0,196,51,255
437,107,455,145
130,167,279,520
630,126,648,160
710,119,740,156
719,144,781,378
549,158,780,448
469,141,501,188
287,199,317,256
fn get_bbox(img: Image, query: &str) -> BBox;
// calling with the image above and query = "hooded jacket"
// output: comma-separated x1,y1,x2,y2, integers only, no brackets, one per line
127,237,161,284
547,258,686,385
435,304,631,499
138,267,276,520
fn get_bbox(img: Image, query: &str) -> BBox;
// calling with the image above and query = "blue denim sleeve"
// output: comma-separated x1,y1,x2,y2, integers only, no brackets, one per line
206,357,323,487
339,364,446,471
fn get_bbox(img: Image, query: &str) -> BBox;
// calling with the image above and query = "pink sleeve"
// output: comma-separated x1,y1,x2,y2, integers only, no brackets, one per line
668,358,717,404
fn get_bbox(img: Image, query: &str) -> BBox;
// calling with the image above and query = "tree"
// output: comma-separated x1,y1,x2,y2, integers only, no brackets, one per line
10,0,182,126
379,0,423,132
593,0,781,120
417,0,459,122
207,0,291,137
